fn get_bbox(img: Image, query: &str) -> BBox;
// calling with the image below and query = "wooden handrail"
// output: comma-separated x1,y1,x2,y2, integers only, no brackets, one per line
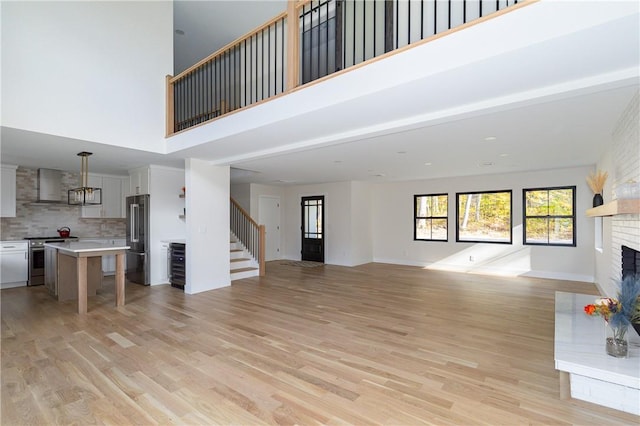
170,11,288,84
231,198,259,227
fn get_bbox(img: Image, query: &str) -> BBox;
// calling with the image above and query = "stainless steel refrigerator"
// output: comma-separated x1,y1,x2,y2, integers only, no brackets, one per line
126,194,150,285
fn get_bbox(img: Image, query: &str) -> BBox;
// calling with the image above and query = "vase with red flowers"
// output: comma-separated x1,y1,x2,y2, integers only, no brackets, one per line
584,298,629,358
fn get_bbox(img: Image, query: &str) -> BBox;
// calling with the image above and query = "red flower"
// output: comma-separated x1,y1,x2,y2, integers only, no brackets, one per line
584,304,596,315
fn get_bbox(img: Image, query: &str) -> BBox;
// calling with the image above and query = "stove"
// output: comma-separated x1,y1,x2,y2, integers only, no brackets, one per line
25,236,78,286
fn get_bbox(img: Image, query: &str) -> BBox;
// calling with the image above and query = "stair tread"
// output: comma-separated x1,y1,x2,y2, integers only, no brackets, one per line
231,267,259,273
230,257,250,262
230,249,243,252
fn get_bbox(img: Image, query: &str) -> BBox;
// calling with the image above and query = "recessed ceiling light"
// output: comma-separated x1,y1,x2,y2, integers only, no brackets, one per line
479,162,494,167
175,29,185,35
374,173,386,177
499,153,509,157
397,151,407,154
484,136,497,141
424,162,432,166
333,160,342,163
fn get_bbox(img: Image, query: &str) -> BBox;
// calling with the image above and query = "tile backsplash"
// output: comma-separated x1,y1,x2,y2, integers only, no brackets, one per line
1,166,125,240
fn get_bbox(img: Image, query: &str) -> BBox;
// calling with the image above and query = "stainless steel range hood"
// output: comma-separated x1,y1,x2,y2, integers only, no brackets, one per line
36,168,62,203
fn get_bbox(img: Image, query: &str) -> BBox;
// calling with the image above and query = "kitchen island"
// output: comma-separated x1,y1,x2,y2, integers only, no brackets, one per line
44,241,129,314
555,292,640,415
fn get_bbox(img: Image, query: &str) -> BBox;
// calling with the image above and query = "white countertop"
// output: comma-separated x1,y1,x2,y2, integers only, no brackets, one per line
44,241,130,254
554,291,640,388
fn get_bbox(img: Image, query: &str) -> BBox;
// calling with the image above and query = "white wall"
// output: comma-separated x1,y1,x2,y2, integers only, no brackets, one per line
185,160,230,294
1,1,172,153
282,181,373,267
148,166,185,285
597,90,640,297
230,183,251,213
249,183,285,221
349,181,373,266
284,181,352,265
371,167,596,282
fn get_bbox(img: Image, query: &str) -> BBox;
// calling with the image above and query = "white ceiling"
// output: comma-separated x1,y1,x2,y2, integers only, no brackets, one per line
1,0,638,184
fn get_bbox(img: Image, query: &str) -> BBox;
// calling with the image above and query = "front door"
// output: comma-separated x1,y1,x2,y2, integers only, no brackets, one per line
301,196,324,262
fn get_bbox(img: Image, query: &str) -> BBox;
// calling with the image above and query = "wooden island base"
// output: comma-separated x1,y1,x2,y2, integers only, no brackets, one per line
57,253,101,302
44,241,129,314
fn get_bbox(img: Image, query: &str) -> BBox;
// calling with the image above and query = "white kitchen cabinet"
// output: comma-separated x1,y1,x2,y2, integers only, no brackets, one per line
81,175,127,219
121,176,130,218
0,241,28,288
1,165,17,218
129,167,150,195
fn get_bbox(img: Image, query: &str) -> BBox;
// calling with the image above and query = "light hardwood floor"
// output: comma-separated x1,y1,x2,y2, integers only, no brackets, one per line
2,262,639,425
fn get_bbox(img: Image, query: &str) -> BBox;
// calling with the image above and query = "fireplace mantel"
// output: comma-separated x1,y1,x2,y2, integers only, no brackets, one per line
586,199,640,217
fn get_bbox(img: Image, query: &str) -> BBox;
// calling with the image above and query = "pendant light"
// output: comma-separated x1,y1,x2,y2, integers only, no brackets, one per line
68,151,102,205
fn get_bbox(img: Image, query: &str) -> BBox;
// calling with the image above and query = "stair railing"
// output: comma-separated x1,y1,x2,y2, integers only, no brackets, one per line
230,198,265,276
167,0,531,135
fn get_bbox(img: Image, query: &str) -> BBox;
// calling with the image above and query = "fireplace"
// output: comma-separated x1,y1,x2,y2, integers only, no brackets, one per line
621,245,640,279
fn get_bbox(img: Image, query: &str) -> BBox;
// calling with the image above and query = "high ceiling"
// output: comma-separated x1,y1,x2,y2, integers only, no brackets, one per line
1,1,638,185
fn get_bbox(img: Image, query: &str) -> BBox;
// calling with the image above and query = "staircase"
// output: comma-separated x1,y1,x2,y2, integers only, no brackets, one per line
230,198,265,281
230,233,260,281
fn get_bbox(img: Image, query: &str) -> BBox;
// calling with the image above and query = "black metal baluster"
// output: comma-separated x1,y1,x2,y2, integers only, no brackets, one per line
433,0,437,35
325,0,329,76
249,35,253,104
316,1,321,79
268,24,271,97
420,0,424,41
187,71,193,127
372,0,376,57
335,0,342,71
362,0,367,62
280,17,284,92
216,56,220,116
254,33,258,102
352,0,356,65
463,0,467,23
407,0,410,45
395,0,399,49
301,4,305,83
222,50,229,114
198,66,202,122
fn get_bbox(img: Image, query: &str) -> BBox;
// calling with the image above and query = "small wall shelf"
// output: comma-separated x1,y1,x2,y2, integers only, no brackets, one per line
179,192,185,219
586,199,640,217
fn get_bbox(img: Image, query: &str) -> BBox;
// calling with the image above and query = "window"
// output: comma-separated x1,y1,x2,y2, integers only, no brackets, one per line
523,186,576,246
414,194,448,241
456,190,512,244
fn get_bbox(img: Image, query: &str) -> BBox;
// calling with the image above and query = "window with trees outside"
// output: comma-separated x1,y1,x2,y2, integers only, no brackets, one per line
456,190,512,244
523,186,576,246
414,194,448,241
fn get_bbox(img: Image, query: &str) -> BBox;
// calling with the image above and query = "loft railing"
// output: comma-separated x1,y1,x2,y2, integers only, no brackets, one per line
167,0,528,135
230,198,266,276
